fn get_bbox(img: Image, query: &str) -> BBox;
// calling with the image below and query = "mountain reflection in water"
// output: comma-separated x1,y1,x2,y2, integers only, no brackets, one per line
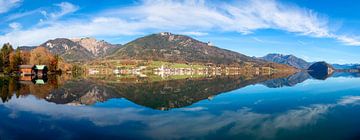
1,72,296,110
0,71,356,110
1,71,360,139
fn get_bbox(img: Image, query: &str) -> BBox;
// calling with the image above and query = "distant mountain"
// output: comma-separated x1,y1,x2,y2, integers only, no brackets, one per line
36,38,120,62
308,61,334,80
107,32,294,70
260,53,310,69
17,46,36,51
332,64,360,70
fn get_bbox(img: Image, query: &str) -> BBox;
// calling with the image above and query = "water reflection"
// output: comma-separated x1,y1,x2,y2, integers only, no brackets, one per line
0,71,357,110
262,72,311,88
6,95,360,139
1,71,360,139
308,70,333,80
1,72,294,110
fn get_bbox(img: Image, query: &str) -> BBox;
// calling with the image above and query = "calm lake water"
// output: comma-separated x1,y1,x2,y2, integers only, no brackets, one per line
1,72,360,140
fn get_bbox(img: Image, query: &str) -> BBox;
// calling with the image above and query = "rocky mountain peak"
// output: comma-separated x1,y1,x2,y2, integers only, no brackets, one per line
37,37,119,62
158,32,172,36
70,37,117,57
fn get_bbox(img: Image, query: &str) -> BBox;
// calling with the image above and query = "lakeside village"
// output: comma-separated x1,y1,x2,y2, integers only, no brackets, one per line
11,59,280,85
84,60,281,79
9,60,279,87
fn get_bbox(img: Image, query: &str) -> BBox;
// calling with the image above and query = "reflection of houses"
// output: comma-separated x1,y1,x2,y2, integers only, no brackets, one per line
88,68,112,75
32,78,48,84
19,76,32,81
89,68,100,75
19,65,48,76
19,76,48,85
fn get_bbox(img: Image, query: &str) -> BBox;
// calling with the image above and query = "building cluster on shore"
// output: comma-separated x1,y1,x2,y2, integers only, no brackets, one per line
85,64,277,78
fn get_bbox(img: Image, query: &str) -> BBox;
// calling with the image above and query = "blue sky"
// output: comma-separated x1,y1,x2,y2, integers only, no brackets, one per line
1,0,360,64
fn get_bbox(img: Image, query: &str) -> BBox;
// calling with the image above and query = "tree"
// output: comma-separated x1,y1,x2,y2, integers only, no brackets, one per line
10,49,22,71
50,55,60,71
0,53,3,72
30,47,56,71
1,43,14,73
20,51,31,64
30,47,49,65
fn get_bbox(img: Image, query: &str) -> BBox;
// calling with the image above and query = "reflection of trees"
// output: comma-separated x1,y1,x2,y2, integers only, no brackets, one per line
0,77,17,102
0,75,62,103
18,77,59,98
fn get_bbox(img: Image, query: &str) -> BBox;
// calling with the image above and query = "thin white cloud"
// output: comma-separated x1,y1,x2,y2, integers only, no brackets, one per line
179,31,208,36
8,22,21,30
253,37,264,43
4,9,39,21
0,0,360,47
49,2,79,19
0,17,144,46
335,35,360,46
0,0,21,14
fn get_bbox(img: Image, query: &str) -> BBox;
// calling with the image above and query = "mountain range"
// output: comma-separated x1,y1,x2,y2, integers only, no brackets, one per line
260,53,360,70
18,32,295,70
20,37,120,62
18,32,358,71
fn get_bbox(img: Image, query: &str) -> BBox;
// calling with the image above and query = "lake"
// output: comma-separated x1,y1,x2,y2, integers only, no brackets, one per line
1,72,360,140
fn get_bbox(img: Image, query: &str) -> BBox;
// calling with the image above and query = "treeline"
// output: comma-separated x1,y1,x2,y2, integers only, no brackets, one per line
0,43,22,73
0,43,72,74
